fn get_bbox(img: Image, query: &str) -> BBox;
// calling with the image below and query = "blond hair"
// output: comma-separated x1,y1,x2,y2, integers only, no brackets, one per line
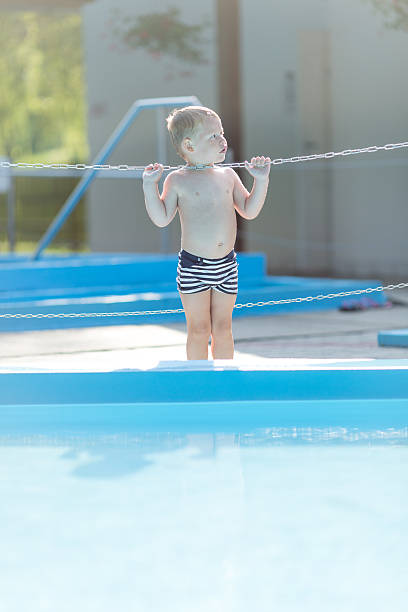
166,106,220,157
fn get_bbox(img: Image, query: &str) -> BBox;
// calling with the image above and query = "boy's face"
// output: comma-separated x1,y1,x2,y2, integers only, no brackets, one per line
182,117,227,165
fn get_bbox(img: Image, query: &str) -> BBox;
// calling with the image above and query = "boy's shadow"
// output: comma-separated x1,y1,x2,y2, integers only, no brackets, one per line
60,431,189,479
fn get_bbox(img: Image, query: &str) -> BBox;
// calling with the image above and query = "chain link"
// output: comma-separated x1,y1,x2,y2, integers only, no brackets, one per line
1,141,407,173
0,282,407,319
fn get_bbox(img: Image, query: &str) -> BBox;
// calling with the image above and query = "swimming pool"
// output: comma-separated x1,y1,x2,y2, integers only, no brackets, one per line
1,414,407,612
1,358,407,611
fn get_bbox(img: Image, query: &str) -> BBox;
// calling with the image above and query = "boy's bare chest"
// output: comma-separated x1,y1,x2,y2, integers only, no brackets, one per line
178,174,234,214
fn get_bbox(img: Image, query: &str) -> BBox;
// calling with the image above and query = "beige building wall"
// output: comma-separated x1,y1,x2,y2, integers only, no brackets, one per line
241,0,408,278
329,0,408,279
240,0,331,275
81,0,408,279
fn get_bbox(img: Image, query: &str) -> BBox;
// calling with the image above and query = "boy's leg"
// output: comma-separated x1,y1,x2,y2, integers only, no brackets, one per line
210,289,237,359
179,289,212,360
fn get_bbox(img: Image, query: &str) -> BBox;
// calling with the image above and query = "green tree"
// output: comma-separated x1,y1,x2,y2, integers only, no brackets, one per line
368,0,408,32
0,11,88,162
111,6,210,64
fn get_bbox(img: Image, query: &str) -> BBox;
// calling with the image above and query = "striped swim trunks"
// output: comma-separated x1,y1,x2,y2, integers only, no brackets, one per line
177,249,238,294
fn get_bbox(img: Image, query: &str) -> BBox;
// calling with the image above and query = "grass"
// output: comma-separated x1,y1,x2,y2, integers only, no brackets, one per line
0,241,89,255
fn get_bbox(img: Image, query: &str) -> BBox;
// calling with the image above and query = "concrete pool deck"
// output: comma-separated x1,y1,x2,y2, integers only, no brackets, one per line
0,288,407,371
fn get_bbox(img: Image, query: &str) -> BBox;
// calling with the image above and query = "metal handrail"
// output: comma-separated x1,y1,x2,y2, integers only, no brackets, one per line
32,96,201,260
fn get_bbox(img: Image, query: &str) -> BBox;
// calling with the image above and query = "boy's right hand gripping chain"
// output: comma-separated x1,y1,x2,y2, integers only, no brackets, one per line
143,163,164,184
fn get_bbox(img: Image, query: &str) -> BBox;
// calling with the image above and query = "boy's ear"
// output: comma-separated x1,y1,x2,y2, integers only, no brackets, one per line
182,137,194,153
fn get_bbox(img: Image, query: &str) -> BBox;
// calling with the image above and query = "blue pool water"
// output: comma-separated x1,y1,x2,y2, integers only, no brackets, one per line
1,407,407,612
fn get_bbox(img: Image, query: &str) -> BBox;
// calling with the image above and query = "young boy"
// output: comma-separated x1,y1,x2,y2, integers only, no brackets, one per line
142,105,270,360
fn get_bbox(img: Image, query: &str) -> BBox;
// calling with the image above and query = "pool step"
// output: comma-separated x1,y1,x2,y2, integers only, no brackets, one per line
0,253,265,292
0,253,386,331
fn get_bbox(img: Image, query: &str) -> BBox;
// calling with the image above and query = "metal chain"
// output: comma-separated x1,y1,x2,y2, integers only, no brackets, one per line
1,141,408,172
0,282,407,319
1,140,407,320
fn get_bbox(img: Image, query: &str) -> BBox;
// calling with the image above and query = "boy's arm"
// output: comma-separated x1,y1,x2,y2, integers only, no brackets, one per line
229,157,270,220
142,164,178,227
